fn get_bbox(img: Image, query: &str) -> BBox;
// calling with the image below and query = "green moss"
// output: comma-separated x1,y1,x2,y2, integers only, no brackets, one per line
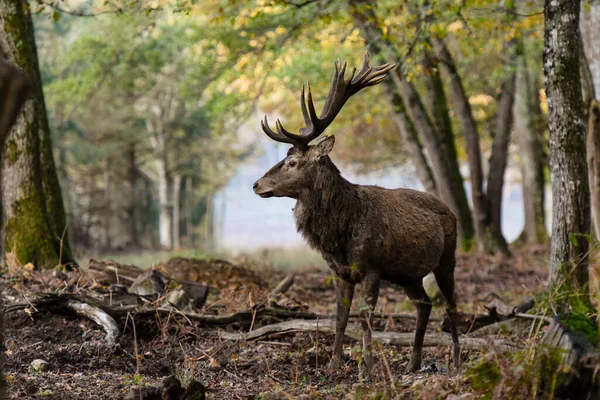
4,196,59,270
466,357,502,395
6,139,18,165
560,296,598,345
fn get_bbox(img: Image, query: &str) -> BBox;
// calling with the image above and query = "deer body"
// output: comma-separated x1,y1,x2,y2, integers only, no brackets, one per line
253,54,460,377
293,162,455,283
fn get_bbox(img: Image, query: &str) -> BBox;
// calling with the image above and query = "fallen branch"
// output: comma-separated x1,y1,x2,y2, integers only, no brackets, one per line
6,292,437,327
65,300,119,346
218,319,518,352
271,273,296,295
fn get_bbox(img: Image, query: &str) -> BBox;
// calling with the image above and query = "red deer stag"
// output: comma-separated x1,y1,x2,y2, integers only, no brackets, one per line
253,53,460,377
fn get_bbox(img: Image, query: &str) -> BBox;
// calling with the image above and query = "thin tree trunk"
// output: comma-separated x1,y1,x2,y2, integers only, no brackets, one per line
514,56,548,244
157,156,172,249
103,157,111,250
204,192,214,252
580,0,600,97
350,1,475,249
126,144,139,248
0,0,71,269
186,177,194,247
544,0,590,300
172,173,182,249
587,101,600,239
485,38,518,254
581,0,600,238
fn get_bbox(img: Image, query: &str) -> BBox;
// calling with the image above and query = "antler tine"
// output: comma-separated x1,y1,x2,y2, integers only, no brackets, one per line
276,119,300,142
299,84,313,133
261,116,296,145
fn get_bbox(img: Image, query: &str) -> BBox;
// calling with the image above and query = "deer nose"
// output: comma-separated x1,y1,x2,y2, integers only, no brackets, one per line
252,181,259,190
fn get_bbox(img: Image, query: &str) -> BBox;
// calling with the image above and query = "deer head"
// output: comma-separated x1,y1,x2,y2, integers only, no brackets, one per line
253,53,395,199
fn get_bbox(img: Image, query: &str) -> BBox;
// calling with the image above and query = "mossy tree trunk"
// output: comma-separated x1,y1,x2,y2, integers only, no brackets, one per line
544,0,591,304
0,55,30,400
0,0,74,269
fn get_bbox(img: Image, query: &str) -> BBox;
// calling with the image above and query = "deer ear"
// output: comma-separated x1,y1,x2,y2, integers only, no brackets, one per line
307,135,335,160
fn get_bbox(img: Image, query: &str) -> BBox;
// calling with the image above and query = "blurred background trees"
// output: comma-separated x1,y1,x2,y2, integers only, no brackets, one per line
6,0,592,267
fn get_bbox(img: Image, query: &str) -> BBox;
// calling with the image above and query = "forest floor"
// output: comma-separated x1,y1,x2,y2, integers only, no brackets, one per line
3,246,555,399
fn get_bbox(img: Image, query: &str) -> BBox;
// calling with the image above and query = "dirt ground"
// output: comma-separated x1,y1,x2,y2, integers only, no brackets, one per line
3,247,550,399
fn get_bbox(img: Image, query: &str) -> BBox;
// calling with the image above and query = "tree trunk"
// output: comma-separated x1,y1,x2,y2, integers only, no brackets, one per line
0,55,30,400
156,156,172,249
580,0,600,97
581,0,600,238
349,2,475,249
544,0,590,300
204,192,214,252
172,173,182,249
0,0,73,269
485,38,518,255
587,101,600,239
514,56,548,244
126,144,139,248
186,177,194,247
102,157,111,250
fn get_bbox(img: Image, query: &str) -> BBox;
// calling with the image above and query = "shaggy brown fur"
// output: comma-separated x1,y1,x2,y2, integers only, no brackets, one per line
254,136,460,376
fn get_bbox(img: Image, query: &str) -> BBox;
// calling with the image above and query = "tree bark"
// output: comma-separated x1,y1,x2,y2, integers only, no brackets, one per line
172,173,182,249
350,1,475,249
544,0,590,300
514,56,548,244
0,0,73,269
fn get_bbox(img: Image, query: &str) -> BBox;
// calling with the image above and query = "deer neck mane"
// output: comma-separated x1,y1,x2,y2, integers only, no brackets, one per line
293,157,362,263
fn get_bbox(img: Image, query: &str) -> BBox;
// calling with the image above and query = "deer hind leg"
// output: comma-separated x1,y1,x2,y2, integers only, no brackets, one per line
358,271,380,381
434,264,460,370
329,277,354,370
404,282,432,373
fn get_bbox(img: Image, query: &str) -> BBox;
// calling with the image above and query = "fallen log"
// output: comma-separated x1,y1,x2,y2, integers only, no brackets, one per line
218,319,518,352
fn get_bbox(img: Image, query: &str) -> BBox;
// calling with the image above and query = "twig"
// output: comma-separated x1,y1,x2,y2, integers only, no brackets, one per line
128,312,141,376
272,273,296,295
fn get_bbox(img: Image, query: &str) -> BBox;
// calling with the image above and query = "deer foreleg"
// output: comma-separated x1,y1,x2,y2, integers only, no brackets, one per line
405,282,432,373
329,276,354,370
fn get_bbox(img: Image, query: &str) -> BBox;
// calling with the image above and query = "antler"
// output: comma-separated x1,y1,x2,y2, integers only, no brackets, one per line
261,52,396,149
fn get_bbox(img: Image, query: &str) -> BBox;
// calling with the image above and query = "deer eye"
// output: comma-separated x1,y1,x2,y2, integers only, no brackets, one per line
288,161,297,168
